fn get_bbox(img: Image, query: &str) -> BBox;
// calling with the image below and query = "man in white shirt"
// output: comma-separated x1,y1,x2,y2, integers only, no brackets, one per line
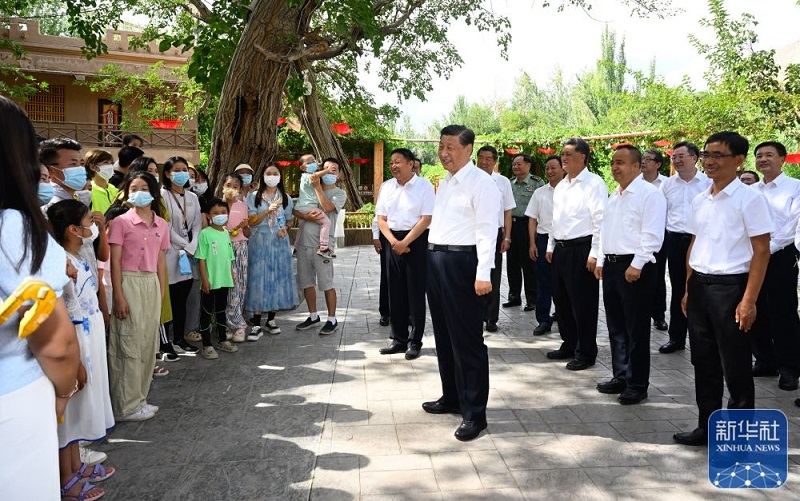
526,155,564,335
594,145,666,405
422,125,500,442
673,132,773,447
376,148,435,360
640,149,669,332
372,192,390,327
545,138,607,371
476,145,515,333
657,142,710,354
749,141,800,389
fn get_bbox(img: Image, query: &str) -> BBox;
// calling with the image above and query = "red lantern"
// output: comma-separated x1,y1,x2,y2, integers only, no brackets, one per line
331,122,353,135
504,148,519,155
148,119,182,129
785,153,800,164
654,139,670,147
666,149,674,157
276,160,292,167
290,160,300,166
538,147,555,155
277,117,287,126
356,158,370,164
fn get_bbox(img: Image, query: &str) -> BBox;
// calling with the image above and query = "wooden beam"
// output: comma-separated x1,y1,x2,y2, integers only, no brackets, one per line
373,141,384,202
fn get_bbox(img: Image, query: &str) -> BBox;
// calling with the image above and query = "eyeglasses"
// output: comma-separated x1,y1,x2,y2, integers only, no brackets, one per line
699,152,736,160
671,154,695,161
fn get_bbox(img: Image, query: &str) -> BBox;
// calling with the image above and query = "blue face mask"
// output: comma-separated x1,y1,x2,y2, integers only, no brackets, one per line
211,214,229,226
239,174,252,186
59,166,88,191
322,173,338,185
305,162,318,174
38,183,54,206
128,190,154,208
171,171,190,186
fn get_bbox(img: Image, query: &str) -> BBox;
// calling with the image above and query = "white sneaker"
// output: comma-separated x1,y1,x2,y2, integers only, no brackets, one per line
118,407,156,422
231,329,246,343
79,446,107,466
201,346,219,360
143,402,159,413
266,320,281,335
247,326,263,342
216,340,239,353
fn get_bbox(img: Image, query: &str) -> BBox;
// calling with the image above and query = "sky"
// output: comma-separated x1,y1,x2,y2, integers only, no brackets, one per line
358,0,800,133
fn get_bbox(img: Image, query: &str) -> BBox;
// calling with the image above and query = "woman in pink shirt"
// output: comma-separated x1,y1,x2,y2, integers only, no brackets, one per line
222,173,251,342
106,172,170,423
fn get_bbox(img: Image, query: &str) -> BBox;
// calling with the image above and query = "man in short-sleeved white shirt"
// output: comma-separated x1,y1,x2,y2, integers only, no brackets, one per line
376,148,435,360
476,145,515,332
673,132,773,447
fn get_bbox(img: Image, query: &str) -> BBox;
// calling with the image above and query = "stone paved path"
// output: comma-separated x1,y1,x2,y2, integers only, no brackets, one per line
97,246,800,500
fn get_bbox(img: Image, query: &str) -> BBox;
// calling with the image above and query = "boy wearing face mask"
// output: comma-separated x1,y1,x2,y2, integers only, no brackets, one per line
295,153,336,258
195,198,238,360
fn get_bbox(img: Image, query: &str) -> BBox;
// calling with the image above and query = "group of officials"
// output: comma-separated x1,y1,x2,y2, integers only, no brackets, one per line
372,125,799,446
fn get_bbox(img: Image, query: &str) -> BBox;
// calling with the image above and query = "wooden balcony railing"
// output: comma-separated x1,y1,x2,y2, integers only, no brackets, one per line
32,121,198,150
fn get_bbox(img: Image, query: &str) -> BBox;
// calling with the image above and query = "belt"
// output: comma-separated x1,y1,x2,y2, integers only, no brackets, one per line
667,231,693,239
554,235,592,248
428,244,477,253
604,254,634,263
391,229,410,238
537,233,549,238
511,216,528,222
691,271,748,285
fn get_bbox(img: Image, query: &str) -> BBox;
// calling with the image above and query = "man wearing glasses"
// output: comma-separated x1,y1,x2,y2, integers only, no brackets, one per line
657,142,710,354
674,132,772,446
640,149,669,333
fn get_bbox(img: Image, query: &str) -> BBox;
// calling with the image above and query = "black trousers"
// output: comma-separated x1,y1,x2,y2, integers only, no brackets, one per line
687,272,753,430
750,245,800,374
534,233,553,326
651,233,667,323
506,217,536,305
200,287,229,347
378,233,390,318
551,240,598,362
603,257,655,391
665,231,693,345
427,249,489,422
167,279,194,344
485,228,504,324
388,230,428,348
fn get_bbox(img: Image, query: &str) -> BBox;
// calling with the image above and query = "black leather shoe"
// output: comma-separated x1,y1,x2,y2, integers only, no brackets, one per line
379,316,390,327
405,346,421,360
618,388,648,405
779,371,799,391
596,377,626,394
658,341,685,354
422,398,460,415
454,419,487,441
673,428,708,446
546,349,572,360
485,321,498,333
379,340,406,355
502,300,521,308
752,363,778,377
533,324,551,336
523,304,536,312
566,359,595,371
653,319,668,331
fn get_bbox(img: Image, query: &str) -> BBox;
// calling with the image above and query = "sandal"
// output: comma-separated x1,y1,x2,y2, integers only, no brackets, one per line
61,473,104,500
79,463,115,482
153,365,169,377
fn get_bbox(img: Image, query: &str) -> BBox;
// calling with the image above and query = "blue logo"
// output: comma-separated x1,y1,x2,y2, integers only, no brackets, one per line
708,409,787,489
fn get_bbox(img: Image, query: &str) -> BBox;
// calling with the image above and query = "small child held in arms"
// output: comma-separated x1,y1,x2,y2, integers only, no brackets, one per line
294,155,335,258
196,198,237,360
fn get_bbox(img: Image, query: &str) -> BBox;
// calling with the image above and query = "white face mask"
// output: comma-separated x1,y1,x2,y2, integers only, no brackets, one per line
192,182,208,195
81,222,100,245
263,175,280,187
96,164,115,181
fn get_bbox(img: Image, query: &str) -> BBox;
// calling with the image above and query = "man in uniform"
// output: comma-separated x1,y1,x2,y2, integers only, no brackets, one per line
422,125,499,442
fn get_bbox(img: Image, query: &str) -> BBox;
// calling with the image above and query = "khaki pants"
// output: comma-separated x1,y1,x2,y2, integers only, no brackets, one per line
108,271,160,417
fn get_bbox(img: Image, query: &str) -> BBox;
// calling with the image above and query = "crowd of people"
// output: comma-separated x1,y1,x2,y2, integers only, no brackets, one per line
0,96,346,500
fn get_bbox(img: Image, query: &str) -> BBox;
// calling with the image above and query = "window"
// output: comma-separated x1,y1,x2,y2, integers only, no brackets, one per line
25,85,66,122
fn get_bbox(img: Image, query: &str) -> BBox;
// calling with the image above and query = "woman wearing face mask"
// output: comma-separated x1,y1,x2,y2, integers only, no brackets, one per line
39,163,55,206
244,163,298,339
160,156,203,356
234,163,255,200
222,173,250,342
105,172,169,422
84,149,119,215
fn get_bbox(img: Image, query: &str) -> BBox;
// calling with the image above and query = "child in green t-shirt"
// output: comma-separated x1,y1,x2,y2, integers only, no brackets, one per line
195,198,237,360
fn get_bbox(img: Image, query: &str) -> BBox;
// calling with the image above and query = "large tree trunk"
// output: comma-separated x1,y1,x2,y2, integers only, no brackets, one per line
206,0,318,191
294,60,364,210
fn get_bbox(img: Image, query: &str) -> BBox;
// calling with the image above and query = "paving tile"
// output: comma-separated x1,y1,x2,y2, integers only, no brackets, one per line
511,469,606,500
360,453,433,472
441,488,524,500
360,469,439,495
430,452,482,491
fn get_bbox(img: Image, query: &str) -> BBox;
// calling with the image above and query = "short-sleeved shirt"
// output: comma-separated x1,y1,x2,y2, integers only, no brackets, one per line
375,174,435,231
194,226,235,289
91,182,119,216
511,173,544,218
0,210,70,395
525,184,556,235
687,177,774,274
295,187,347,249
294,172,320,211
226,200,250,243
108,209,170,272
491,172,516,228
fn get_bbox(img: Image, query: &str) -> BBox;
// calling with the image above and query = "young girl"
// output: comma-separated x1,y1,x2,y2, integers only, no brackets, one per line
107,172,170,421
222,173,251,342
48,200,116,501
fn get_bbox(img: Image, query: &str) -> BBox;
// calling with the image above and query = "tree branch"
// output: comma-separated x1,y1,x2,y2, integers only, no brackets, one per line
187,0,213,23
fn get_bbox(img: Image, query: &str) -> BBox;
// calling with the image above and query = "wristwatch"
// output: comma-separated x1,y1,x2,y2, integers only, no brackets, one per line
503,238,512,243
